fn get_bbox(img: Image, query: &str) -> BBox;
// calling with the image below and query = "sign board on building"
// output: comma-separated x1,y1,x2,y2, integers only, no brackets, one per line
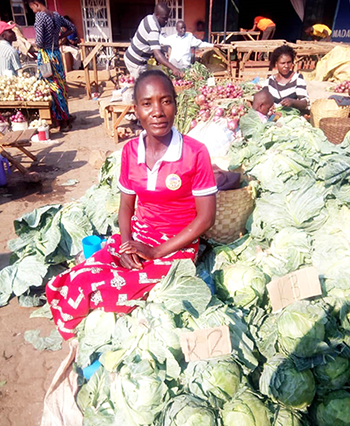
332,0,350,42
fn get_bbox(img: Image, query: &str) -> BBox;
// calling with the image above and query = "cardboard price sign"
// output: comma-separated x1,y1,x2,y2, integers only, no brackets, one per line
180,325,232,362
267,266,322,313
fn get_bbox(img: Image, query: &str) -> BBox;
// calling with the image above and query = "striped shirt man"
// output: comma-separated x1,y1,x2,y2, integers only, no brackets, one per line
0,40,21,77
265,72,310,110
125,14,162,68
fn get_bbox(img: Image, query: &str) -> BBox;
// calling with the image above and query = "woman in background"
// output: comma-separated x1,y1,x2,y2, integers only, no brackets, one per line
265,45,310,113
26,0,76,130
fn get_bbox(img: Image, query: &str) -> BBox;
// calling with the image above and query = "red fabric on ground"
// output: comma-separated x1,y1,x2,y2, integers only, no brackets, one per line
46,216,198,340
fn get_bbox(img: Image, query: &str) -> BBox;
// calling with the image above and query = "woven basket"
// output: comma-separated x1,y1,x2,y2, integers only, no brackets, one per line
174,85,192,94
203,184,255,244
319,117,350,145
310,98,350,128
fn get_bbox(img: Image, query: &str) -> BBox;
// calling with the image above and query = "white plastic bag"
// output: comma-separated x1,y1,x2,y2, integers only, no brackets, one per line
188,119,234,157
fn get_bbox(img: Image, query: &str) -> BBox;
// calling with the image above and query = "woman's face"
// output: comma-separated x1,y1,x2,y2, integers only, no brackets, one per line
276,54,293,77
135,76,176,139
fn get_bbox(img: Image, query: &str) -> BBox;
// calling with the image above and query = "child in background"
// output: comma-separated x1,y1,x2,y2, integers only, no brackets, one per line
252,88,274,122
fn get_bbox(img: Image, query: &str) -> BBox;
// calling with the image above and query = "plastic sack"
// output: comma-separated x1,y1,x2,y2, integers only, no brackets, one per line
38,62,52,78
188,119,234,157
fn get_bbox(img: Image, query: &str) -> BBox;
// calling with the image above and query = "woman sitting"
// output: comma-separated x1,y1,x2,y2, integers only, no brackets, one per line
265,45,310,113
46,70,217,340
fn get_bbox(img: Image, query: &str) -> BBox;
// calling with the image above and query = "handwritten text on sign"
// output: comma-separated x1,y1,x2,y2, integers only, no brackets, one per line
180,325,232,362
267,266,322,313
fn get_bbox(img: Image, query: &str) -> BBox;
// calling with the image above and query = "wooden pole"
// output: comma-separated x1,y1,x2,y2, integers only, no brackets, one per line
208,0,213,42
223,0,228,42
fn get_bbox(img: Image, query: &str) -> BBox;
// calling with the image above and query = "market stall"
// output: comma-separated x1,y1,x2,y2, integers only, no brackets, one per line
80,41,130,99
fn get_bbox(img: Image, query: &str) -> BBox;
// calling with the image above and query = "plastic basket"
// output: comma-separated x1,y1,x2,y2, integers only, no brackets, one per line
203,184,255,244
319,117,350,145
310,98,350,128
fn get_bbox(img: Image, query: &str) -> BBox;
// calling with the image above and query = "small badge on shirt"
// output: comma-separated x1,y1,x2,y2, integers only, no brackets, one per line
166,174,182,190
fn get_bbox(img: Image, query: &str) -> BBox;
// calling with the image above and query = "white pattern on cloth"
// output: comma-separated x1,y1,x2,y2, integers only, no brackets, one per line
110,271,126,290
91,291,103,305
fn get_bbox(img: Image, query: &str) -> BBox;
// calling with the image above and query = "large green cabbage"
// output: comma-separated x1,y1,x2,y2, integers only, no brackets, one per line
256,227,312,278
259,354,315,410
221,388,271,426
272,407,307,426
313,356,350,390
183,356,241,408
215,264,267,308
315,390,350,426
109,359,169,426
161,394,218,426
276,300,330,358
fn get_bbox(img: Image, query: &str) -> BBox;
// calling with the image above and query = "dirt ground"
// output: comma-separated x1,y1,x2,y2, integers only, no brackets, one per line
0,72,334,426
0,71,128,426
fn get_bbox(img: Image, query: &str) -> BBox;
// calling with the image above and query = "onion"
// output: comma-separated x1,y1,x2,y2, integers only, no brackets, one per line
227,119,239,131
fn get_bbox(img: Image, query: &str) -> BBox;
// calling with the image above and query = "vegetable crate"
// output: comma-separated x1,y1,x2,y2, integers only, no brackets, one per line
0,101,52,125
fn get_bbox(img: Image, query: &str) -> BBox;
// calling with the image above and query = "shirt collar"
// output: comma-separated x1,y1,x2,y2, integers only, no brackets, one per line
0,40,11,46
137,127,183,164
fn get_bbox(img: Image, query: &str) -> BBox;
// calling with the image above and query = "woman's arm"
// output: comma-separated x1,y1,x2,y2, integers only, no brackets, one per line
280,74,309,110
118,192,143,269
280,98,308,110
120,194,216,260
34,13,46,48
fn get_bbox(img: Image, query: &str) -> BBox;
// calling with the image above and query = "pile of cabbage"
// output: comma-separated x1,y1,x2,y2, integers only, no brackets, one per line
2,107,350,425
73,112,350,426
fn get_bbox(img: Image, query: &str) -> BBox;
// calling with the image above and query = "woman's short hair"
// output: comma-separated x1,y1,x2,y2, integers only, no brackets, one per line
133,70,176,103
269,45,296,70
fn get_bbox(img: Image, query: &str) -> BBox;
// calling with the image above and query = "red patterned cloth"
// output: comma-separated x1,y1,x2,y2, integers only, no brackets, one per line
46,216,198,340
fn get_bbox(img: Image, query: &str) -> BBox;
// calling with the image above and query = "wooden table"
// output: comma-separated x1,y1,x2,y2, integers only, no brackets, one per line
0,128,37,175
211,31,260,43
0,101,52,124
99,98,135,143
80,42,130,100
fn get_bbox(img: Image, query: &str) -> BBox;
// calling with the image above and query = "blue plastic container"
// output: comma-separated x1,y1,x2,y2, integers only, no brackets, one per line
0,155,10,186
82,235,102,259
82,359,101,380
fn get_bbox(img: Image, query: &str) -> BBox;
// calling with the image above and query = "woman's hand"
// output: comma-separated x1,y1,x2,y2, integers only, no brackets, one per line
280,98,294,107
119,252,143,270
119,241,158,261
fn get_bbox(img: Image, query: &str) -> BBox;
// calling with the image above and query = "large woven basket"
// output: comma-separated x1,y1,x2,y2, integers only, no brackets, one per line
319,117,350,145
310,98,350,128
203,184,255,244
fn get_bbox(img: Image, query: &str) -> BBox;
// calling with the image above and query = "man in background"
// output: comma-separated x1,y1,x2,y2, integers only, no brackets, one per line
305,24,331,41
124,2,183,79
243,16,276,40
160,20,215,70
0,21,21,77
